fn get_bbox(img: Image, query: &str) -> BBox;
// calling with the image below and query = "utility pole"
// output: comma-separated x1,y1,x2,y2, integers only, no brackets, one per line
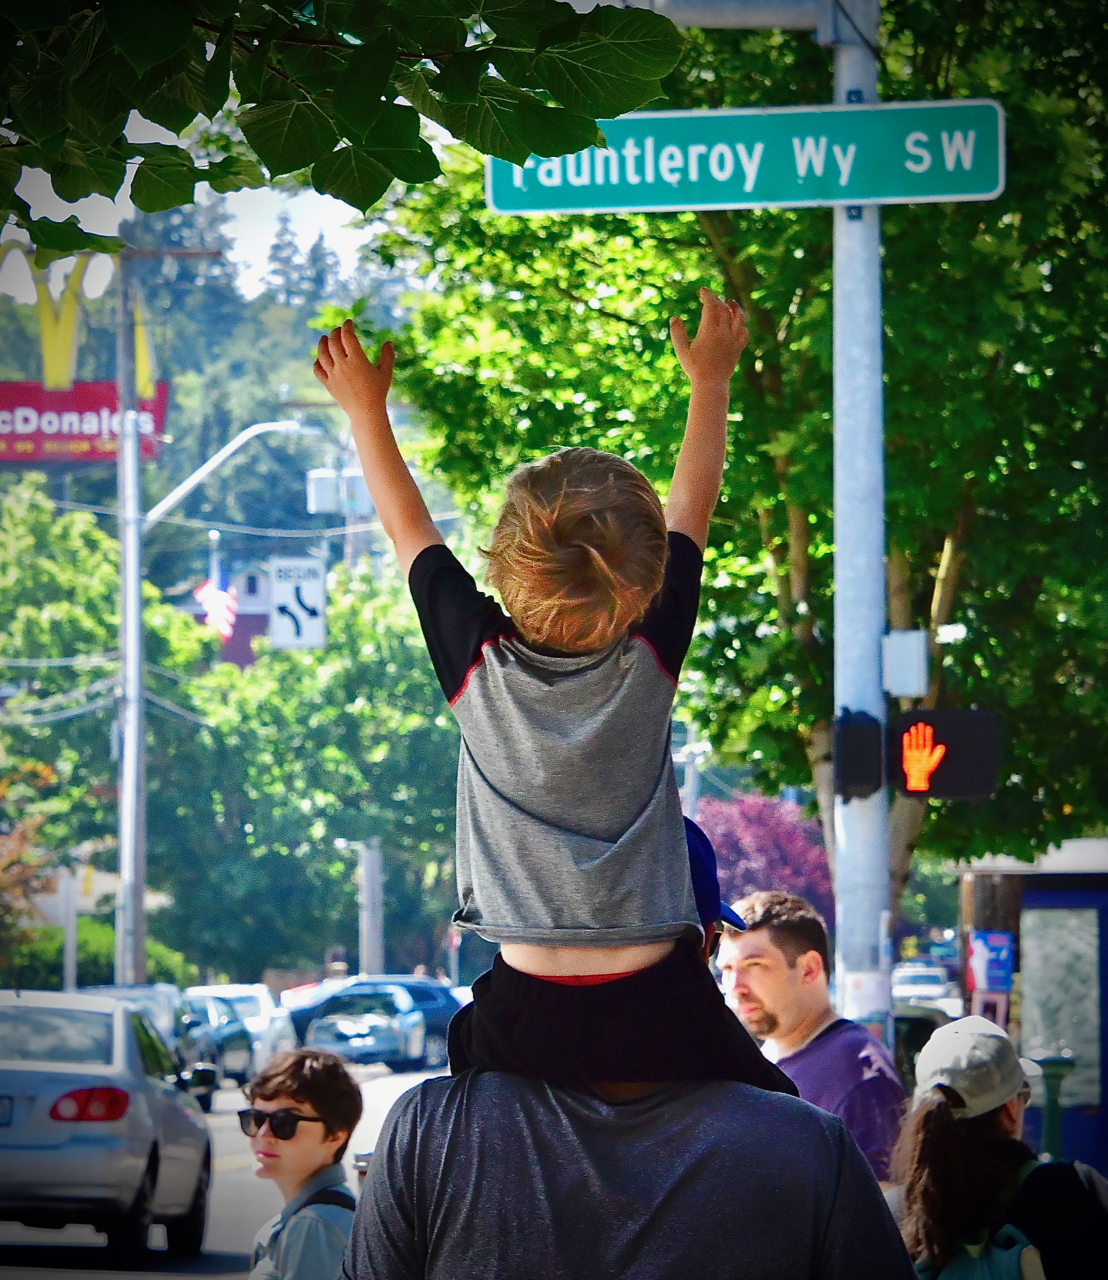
115,251,145,985
358,838,384,976
829,0,891,1032
112,246,313,986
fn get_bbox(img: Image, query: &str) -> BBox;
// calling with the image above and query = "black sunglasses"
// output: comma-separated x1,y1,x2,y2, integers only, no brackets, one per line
238,1107,328,1141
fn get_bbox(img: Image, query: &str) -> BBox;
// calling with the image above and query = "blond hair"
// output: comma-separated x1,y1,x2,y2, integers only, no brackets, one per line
484,448,668,653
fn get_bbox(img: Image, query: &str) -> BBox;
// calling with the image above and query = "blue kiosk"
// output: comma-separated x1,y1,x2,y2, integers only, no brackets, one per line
963,839,1108,1174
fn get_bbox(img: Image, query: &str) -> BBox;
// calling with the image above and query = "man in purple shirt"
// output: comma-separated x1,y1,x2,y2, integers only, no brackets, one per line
717,891,905,1184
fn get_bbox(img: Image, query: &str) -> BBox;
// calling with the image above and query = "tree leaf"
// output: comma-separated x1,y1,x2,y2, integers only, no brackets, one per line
398,70,531,165
203,154,266,193
239,100,339,177
365,103,422,151
68,48,135,147
103,0,194,76
311,145,393,212
476,0,579,49
27,216,125,269
511,96,603,158
274,39,348,94
433,49,491,105
0,0,70,32
130,153,200,213
0,147,22,201
489,48,541,89
49,145,128,202
366,139,441,183
332,35,397,141
532,50,663,118
199,18,234,118
575,6,685,79
9,73,69,144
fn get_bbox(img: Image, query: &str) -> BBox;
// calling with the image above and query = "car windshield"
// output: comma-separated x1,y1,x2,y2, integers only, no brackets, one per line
0,1008,114,1064
226,996,262,1020
897,972,945,985
326,993,398,1018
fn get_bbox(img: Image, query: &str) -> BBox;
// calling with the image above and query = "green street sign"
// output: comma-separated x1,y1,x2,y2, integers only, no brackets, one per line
485,99,1004,215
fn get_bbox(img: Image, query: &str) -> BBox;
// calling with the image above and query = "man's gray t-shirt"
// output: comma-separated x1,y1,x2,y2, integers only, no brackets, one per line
343,1072,915,1280
409,532,702,947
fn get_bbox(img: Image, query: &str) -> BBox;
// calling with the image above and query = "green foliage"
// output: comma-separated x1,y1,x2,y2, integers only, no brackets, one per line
0,1,684,255
148,560,461,978
4,917,200,990
362,6,1108,865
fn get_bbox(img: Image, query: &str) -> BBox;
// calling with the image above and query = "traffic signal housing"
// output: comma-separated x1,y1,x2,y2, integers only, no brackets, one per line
888,709,1000,801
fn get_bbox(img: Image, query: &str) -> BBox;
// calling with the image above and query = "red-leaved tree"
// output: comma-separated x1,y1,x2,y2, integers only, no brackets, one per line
697,795,835,930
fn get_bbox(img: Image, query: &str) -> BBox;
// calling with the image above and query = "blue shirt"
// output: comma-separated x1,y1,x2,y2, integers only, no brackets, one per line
774,1018,905,1181
251,1162,355,1280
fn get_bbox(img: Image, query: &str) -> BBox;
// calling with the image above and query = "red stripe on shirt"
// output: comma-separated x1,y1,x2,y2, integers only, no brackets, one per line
536,971,639,986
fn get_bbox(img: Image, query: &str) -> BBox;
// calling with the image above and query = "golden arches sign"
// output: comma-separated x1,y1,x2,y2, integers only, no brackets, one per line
0,244,156,396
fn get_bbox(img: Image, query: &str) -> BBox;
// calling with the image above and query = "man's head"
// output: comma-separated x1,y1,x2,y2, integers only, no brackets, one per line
484,447,668,653
717,891,832,1042
243,1048,362,1192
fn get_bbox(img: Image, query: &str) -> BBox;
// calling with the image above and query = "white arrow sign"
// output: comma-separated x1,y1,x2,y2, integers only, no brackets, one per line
269,557,327,650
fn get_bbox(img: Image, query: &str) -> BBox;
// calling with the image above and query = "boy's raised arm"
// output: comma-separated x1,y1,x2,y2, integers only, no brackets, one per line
314,319,444,576
664,288,748,551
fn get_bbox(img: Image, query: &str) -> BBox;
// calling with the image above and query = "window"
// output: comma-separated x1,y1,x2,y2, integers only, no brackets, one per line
227,995,262,1020
325,992,399,1019
132,1014,175,1077
0,1008,114,1064
246,575,258,595
185,997,211,1024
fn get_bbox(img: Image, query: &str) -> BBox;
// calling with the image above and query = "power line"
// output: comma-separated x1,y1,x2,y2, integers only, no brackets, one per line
51,499,459,539
145,689,209,726
0,652,120,668
0,694,115,727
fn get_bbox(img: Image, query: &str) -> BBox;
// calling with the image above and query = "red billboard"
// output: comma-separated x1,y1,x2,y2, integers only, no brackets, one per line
0,381,169,465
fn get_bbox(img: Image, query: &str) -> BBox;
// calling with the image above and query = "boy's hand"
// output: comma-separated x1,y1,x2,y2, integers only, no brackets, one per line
669,288,748,386
314,318,394,413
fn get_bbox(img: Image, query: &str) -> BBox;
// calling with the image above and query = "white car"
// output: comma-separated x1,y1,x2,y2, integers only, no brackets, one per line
891,962,964,1019
186,983,297,1075
0,990,213,1258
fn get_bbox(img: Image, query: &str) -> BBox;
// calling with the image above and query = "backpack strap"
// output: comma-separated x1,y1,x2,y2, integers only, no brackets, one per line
301,1187,357,1212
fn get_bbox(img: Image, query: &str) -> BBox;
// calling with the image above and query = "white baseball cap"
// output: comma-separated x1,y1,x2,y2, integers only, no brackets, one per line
913,1016,1043,1120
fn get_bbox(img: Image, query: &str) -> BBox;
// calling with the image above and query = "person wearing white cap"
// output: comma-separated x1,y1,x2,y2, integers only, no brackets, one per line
891,1016,1108,1278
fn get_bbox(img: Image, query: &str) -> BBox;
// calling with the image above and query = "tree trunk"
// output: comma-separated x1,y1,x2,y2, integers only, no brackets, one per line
805,720,836,877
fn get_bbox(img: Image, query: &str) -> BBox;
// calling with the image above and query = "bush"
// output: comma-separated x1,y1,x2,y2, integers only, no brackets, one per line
1,918,200,990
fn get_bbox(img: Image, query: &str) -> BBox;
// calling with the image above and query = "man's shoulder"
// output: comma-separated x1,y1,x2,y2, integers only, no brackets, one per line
782,1019,903,1103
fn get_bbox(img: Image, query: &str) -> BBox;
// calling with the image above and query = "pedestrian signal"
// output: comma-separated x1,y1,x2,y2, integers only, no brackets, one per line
888,710,1000,800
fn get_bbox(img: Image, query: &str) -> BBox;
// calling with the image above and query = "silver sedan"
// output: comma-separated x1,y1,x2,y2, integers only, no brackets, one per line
0,989,213,1259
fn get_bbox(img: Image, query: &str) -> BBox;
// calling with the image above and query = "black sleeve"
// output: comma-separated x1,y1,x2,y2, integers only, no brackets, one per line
342,1095,423,1280
818,1119,917,1280
1007,1161,1108,1279
408,544,511,703
632,531,703,681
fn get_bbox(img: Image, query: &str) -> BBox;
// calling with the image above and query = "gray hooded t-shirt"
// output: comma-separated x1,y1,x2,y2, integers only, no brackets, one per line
408,532,702,946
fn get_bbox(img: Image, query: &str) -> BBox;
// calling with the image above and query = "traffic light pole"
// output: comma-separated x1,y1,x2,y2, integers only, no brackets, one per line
830,14,892,1030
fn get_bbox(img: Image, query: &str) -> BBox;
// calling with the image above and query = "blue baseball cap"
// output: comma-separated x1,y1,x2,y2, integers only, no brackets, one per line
685,817,746,932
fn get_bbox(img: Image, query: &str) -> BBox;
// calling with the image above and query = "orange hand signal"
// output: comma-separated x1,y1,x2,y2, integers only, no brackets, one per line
902,721,946,792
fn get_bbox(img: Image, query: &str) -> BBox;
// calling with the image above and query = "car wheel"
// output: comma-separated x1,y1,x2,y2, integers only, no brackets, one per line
165,1151,209,1257
423,1034,449,1069
105,1157,155,1259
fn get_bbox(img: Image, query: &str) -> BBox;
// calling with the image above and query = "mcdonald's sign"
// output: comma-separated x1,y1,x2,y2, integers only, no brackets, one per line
0,246,167,466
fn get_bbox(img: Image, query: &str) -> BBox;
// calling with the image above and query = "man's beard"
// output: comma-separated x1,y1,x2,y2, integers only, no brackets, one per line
739,1002,779,1039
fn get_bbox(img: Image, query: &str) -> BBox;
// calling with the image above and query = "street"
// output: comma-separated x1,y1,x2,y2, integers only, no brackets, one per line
0,1067,442,1278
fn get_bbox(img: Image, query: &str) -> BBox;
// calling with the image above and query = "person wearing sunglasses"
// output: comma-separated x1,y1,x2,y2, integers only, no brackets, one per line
244,1048,363,1280
891,1017,1108,1278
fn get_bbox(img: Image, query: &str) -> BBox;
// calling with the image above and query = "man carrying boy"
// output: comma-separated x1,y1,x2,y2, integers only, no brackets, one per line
315,290,791,1091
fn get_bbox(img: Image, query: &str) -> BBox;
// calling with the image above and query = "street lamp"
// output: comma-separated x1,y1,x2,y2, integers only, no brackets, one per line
113,243,322,984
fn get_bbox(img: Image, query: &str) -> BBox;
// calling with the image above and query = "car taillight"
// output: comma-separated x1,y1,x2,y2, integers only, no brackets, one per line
49,1088,129,1122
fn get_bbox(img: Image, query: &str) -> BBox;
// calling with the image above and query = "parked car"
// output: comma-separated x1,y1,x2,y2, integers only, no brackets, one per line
292,982,425,1070
180,992,253,1086
891,961,964,1019
0,989,214,1258
893,1000,951,1093
185,983,297,1075
81,984,221,1113
375,976,461,1069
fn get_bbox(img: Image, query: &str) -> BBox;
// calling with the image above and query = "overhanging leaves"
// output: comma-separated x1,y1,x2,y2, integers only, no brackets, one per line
27,216,126,268
239,100,339,177
103,0,194,76
311,145,394,211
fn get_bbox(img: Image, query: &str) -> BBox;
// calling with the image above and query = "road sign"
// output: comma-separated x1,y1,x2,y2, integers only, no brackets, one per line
486,99,1004,215
269,557,327,650
889,709,1000,801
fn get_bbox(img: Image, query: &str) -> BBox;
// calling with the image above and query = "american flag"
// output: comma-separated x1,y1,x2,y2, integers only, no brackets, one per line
194,576,238,642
